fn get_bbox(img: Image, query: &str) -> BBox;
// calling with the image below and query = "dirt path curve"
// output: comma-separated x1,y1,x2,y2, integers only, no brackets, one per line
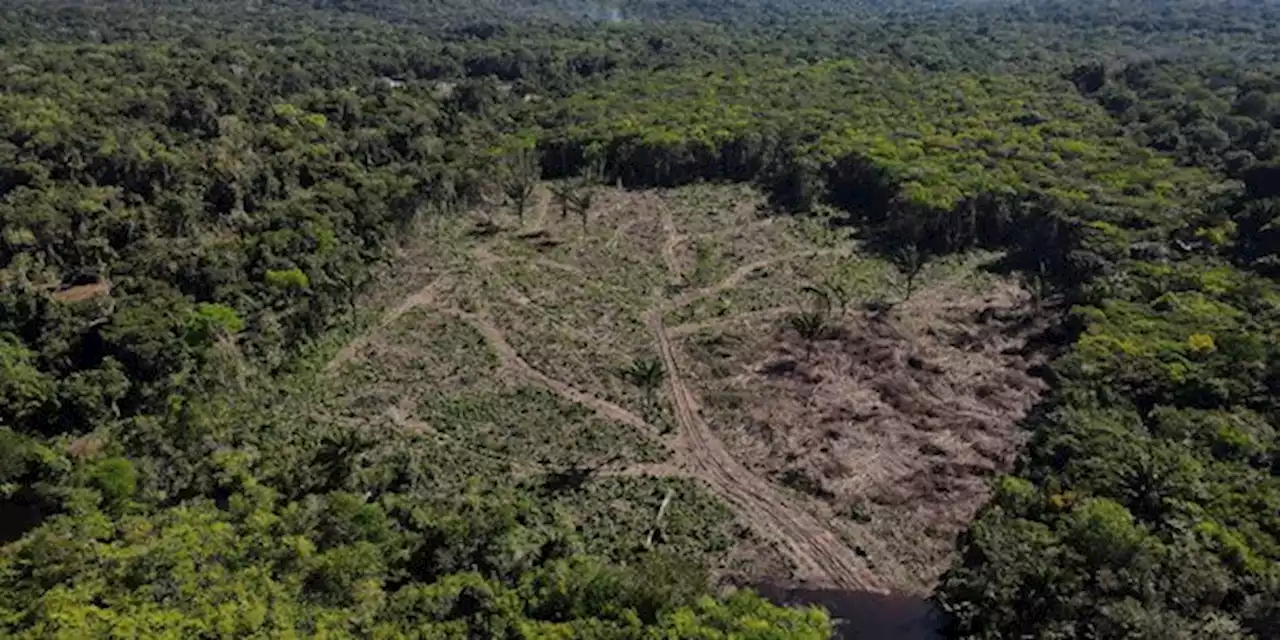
475,244,583,277
446,307,656,435
475,246,638,362
667,306,798,339
646,308,884,592
324,204,879,593
324,276,451,373
669,248,852,311
642,212,883,592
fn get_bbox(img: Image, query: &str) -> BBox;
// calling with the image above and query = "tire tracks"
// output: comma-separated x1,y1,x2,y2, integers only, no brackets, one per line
647,210,881,592
474,244,583,277
646,308,884,592
658,197,684,284
326,202,884,593
667,306,798,339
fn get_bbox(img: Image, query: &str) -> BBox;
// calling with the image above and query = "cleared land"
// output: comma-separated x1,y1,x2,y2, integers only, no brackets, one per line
319,183,1048,598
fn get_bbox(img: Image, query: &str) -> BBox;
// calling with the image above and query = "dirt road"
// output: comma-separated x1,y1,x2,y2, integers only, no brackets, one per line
646,307,884,591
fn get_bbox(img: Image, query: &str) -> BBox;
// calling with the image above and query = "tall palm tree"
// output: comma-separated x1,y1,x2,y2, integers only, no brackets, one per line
562,154,605,229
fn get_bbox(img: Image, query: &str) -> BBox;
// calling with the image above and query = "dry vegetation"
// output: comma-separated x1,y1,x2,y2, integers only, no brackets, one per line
682,254,1050,592
321,183,1050,597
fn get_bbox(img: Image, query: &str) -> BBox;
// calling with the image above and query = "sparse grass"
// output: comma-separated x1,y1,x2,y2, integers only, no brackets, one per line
263,189,767,566
667,252,893,328
331,309,500,398
466,191,669,420
294,182,1041,590
660,184,764,235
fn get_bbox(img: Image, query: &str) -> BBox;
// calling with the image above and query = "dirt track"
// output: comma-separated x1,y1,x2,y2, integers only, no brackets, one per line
669,247,851,310
328,196,887,594
667,306,797,338
643,207,883,591
647,307,883,591
451,308,655,434
659,198,684,283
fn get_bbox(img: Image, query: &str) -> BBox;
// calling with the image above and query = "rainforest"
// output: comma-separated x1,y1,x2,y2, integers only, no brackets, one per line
1,0,1278,637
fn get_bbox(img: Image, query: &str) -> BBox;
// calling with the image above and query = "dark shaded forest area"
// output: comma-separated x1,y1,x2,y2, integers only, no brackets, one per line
1,0,1278,637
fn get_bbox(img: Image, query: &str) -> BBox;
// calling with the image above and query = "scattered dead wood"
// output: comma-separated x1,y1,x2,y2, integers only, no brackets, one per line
685,276,1052,593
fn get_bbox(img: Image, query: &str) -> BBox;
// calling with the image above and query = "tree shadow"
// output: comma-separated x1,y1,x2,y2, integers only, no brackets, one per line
536,465,599,496
753,582,945,640
531,454,625,497
0,498,44,544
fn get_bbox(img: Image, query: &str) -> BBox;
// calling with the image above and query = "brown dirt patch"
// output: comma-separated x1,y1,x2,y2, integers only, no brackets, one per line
52,281,110,303
66,434,106,459
683,276,1050,593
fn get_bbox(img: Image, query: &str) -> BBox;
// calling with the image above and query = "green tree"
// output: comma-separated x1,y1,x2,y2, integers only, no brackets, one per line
621,357,666,412
789,311,828,361
0,334,54,430
558,153,606,230
88,457,137,509
500,148,540,224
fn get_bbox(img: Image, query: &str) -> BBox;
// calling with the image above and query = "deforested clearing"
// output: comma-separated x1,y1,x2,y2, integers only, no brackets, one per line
321,183,1055,597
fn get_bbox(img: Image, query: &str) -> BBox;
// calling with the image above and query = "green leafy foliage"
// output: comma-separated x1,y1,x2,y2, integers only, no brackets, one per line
88,457,137,508
0,487,830,638
545,58,1219,211
0,334,53,428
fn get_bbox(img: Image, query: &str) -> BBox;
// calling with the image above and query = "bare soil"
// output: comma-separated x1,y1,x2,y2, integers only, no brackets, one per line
683,274,1050,593
51,280,110,302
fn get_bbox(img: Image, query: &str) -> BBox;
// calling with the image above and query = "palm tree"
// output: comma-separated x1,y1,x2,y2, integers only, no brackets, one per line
622,357,666,410
561,154,605,230
566,187,595,230
790,310,828,360
802,280,851,320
